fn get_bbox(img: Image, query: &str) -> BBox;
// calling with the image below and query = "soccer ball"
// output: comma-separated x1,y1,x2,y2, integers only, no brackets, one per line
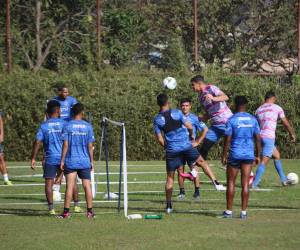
163,77,177,90
286,173,299,185
53,190,62,202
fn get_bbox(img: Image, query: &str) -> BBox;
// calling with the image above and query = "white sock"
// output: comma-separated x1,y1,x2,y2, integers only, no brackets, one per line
191,168,198,178
241,210,247,215
225,210,232,214
3,174,9,182
53,184,61,192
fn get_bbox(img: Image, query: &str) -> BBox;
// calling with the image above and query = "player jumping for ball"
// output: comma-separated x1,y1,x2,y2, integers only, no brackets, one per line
252,91,296,188
191,75,233,160
177,98,226,200
58,103,95,219
221,96,261,219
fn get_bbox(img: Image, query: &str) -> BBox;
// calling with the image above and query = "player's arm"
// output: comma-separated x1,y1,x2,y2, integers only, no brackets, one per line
254,134,261,165
60,140,68,171
194,126,208,147
184,121,195,141
31,140,42,170
221,135,231,165
88,142,94,170
281,117,296,143
155,133,165,147
0,115,3,143
206,89,229,102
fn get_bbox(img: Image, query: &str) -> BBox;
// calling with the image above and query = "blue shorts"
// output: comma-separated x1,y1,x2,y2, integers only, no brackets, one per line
43,164,61,179
228,159,254,168
64,167,91,180
205,124,227,143
0,143,4,154
166,148,200,172
261,138,276,158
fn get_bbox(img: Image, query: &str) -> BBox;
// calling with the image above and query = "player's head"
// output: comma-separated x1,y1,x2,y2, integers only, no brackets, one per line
157,93,169,109
190,75,205,92
180,98,192,115
57,85,69,100
264,91,276,103
71,103,84,119
234,95,248,112
46,100,61,118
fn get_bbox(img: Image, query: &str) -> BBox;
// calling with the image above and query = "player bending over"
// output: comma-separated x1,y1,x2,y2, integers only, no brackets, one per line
31,100,65,215
252,91,296,188
221,96,261,219
191,75,233,160
153,94,211,213
0,111,12,185
58,103,95,219
178,98,226,200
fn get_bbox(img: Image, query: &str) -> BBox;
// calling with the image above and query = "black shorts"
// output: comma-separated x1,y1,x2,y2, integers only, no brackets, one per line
228,159,254,169
43,164,60,179
166,148,200,172
64,167,91,180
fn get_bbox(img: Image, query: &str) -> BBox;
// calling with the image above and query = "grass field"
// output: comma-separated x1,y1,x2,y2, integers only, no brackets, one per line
0,160,299,250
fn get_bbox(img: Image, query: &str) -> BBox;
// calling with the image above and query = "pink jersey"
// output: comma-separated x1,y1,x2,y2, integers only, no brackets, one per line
198,85,233,125
255,103,285,139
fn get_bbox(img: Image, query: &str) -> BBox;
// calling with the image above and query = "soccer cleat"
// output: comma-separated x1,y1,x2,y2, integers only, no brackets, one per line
57,211,71,219
219,211,233,219
282,179,294,186
4,180,13,186
179,172,194,181
166,207,173,214
87,211,95,219
240,212,247,220
215,184,226,191
49,209,56,215
193,192,200,200
177,193,185,200
74,206,83,213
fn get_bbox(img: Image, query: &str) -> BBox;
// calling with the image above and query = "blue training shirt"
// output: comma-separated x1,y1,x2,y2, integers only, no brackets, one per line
52,96,77,121
153,109,192,153
62,119,95,169
184,113,207,138
225,112,260,160
36,118,66,166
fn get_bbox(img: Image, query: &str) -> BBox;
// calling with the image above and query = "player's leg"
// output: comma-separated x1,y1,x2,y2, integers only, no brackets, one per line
165,170,175,213
272,148,290,186
78,169,94,218
193,170,200,200
240,162,252,219
73,183,82,213
198,138,215,160
177,166,185,199
0,148,12,185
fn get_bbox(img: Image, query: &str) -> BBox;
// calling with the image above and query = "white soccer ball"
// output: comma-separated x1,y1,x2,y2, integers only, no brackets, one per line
163,76,177,90
287,173,299,184
53,190,62,202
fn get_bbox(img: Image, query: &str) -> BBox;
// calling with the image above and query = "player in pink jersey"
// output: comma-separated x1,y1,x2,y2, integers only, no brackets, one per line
191,75,233,160
252,91,296,188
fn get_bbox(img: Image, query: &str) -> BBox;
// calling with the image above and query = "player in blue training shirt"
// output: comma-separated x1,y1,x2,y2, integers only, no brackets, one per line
153,94,212,213
31,100,65,215
221,96,261,219
59,103,95,219
177,98,226,200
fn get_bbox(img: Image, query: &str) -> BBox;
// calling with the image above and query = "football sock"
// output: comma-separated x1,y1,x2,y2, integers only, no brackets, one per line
87,208,93,213
166,201,172,209
253,163,266,187
48,203,54,211
179,188,185,195
213,180,220,186
63,207,70,213
274,160,287,182
3,174,9,182
241,210,247,215
74,200,79,207
194,187,200,195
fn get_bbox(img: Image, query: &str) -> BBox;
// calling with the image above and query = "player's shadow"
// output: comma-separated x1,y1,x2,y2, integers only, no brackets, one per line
0,208,49,217
1,196,45,202
249,204,300,210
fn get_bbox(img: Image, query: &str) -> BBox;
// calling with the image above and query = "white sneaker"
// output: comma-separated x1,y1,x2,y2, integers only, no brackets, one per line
166,208,173,214
215,184,226,191
177,193,185,200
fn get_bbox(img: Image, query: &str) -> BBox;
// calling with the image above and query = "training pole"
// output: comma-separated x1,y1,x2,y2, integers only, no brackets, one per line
122,125,128,217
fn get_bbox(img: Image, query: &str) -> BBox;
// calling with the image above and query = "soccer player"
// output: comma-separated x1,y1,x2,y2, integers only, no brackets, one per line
177,98,226,200
252,91,296,188
221,96,261,219
59,103,95,219
153,94,212,213
191,75,233,160
31,100,65,214
0,111,12,185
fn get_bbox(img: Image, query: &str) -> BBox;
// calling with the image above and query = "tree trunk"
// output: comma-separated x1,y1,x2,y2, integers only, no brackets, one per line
6,0,12,73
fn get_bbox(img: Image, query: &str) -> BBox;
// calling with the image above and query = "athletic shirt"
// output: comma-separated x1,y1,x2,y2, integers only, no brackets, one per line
198,85,233,125
184,113,207,138
225,112,260,160
153,109,192,153
255,103,285,139
62,120,95,169
51,96,77,121
36,118,66,165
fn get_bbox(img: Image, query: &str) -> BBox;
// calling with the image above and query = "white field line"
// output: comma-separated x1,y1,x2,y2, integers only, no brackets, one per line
0,211,117,216
0,200,119,206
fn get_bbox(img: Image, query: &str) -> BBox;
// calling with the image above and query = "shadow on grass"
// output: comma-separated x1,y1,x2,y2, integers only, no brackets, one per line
0,208,49,217
0,196,45,202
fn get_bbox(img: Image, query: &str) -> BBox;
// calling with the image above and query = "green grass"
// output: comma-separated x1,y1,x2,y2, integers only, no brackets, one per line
0,160,299,250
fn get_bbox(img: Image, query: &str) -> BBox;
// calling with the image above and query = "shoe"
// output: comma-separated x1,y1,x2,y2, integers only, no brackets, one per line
282,179,294,186
87,211,95,219
193,192,200,200
49,209,56,215
219,211,233,218
4,180,13,186
240,212,247,220
215,184,226,191
177,193,185,200
166,207,173,214
74,206,83,213
57,211,71,219
180,172,194,181
249,172,254,186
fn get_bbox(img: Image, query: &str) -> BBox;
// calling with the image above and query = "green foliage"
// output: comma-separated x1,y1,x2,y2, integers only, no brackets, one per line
0,68,299,161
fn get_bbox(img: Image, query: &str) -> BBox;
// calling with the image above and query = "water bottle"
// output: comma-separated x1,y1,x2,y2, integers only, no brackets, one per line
144,214,163,219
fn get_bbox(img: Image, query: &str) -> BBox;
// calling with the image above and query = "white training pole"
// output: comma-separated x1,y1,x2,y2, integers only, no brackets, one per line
91,170,96,198
122,125,128,217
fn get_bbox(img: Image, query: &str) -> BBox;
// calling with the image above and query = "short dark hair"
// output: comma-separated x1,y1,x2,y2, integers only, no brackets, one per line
265,91,276,100
71,103,84,116
190,75,204,83
46,100,60,115
157,93,168,107
57,85,68,92
234,95,248,108
180,98,192,105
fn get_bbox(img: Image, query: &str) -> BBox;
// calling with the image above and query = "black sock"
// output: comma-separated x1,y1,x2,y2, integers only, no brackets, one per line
213,180,220,186
87,207,93,213
194,187,200,194
166,201,172,209
179,188,185,195
64,207,70,213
